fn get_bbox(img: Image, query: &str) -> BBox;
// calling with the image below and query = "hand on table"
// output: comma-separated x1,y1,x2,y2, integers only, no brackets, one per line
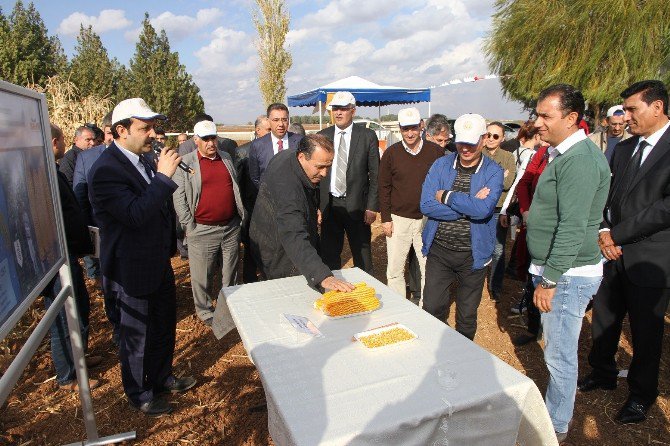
321,276,355,292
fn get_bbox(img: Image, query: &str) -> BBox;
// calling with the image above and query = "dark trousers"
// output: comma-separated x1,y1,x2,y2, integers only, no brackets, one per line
423,243,487,340
588,259,670,405
488,212,507,294
320,195,373,274
408,246,421,297
42,256,90,384
517,275,541,336
102,275,120,344
114,264,176,406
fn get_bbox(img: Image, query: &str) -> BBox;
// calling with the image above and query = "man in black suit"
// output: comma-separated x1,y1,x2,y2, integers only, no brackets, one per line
249,103,303,190
89,98,196,415
178,113,238,159
318,91,379,274
578,80,670,424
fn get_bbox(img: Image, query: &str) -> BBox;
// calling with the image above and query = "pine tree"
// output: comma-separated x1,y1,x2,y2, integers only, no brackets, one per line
0,1,66,86
484,0,670,119
124,13,204,131
69,25,116,100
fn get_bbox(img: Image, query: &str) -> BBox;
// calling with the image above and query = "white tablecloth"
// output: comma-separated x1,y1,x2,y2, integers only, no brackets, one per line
223,268,558,446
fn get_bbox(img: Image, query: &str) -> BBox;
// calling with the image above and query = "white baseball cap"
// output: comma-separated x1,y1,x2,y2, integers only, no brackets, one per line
327,91,356,110
454,113,487,145
194,120,218,138
606,105,624,117
398,107,421,127
111,98,166,124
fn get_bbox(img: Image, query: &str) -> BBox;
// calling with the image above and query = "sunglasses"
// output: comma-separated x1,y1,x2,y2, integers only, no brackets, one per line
486,132,502,140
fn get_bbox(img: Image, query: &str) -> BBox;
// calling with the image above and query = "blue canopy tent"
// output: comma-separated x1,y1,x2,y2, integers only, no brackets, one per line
287,76,431,129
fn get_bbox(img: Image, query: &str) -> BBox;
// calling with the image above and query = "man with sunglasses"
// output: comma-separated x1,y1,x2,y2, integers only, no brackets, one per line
483,122,516,302
588,105,632,164
173,120,245,329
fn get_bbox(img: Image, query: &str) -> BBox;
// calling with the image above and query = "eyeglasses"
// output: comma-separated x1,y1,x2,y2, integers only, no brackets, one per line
486,133,502,140
271,118,289,123
400,125,420,131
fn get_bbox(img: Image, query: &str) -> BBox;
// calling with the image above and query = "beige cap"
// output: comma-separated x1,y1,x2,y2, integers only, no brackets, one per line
327,91,356,110
398,107,421,127
112,98,165,124
193,120,218,138
454,113,487,145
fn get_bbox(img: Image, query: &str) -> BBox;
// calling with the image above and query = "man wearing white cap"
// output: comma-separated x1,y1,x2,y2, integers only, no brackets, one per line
420,114,503,340
318,91,379,274
378,107,444,298
173,120,245,331
89,98,196,415
588,104,632,163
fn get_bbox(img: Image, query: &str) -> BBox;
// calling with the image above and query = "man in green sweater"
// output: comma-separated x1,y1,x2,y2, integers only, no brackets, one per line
483,122,516,301
526,84,611,442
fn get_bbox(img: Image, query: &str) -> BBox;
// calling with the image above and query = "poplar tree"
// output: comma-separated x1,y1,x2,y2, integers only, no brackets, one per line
254,0,292,106
0,1,66,86
124,13,204,131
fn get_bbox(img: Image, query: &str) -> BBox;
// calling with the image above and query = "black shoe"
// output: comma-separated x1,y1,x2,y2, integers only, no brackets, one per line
616,399,649,424
512,333,538,346
132,397,173,416
158,376,197,395
490,291,501,302
577,375,617,392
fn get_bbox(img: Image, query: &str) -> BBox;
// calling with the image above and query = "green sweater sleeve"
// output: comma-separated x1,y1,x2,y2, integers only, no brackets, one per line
542,155,600,281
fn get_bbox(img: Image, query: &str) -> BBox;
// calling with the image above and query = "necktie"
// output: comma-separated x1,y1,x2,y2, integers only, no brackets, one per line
610,140,648,222
334,131,348,196
139,154,154,182
277,139,284,152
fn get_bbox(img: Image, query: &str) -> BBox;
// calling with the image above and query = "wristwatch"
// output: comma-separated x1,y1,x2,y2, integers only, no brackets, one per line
539,277,557,289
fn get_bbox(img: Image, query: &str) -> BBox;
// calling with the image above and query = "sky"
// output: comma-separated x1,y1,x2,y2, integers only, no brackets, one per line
1,0,529,125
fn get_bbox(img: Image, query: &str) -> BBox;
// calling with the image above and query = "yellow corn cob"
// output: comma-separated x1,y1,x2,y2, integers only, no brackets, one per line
314,282,380,316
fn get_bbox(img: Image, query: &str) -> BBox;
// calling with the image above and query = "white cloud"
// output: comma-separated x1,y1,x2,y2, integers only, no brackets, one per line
57,9,132,36
192,26,261,125
123,8,224,43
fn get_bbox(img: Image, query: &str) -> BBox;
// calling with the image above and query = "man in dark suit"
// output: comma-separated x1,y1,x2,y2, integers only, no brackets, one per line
178,113,238,159
89,98,196,416
578,80,670,424
318,91,379,273
249,103,303,190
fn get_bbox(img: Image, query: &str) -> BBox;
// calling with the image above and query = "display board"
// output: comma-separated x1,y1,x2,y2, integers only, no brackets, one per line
0,81,66,341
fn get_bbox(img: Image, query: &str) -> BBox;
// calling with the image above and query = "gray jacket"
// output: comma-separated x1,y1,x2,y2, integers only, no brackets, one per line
173,149,245,236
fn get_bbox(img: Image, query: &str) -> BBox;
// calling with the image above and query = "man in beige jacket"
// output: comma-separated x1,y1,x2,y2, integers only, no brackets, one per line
588,105,632,163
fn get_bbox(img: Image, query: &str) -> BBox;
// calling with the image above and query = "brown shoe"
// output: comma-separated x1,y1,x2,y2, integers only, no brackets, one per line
59,378,101,391
86,355,103,369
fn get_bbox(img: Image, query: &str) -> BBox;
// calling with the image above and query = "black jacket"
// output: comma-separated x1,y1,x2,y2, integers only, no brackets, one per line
249,149,332,288
317,123,379,220
56,167,94,257
603,125,670,287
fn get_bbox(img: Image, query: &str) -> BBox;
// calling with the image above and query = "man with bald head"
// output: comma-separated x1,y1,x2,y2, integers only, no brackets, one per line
59,125,96,186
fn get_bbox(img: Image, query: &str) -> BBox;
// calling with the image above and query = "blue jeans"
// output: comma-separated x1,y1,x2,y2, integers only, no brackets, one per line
488,213,507,294
82,255,100,279
42,257,90,385
532,274,602,433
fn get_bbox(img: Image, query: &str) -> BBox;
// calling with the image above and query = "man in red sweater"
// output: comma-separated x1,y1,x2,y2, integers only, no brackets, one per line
378,107,444,298
173,121,245,328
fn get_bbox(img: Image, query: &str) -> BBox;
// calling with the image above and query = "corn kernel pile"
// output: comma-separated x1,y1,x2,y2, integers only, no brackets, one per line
314,282,380,317
359,327,415,348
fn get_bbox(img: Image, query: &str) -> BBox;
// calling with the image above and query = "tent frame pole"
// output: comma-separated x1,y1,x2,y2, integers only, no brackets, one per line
319,100,323,130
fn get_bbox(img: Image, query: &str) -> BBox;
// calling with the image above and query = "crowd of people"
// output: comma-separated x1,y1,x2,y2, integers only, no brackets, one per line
42,79,669,443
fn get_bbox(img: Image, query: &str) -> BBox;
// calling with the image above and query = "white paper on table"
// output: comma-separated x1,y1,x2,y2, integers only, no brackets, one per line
282,313,323,337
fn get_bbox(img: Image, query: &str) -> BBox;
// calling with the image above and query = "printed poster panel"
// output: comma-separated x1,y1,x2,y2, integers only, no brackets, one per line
0,85,63,334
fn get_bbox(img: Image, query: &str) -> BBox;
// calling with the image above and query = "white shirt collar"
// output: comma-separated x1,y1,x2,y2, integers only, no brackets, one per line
402,138,423,155
336,122,354,136
115,141,140,164
554,129,587,154
639,120,670,148
271,132,289,145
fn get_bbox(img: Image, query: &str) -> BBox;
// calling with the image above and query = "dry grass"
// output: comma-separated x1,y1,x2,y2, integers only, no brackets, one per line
27,75,113,147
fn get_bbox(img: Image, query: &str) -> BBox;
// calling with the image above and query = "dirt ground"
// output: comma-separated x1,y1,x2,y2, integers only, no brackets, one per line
1,222,668,445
